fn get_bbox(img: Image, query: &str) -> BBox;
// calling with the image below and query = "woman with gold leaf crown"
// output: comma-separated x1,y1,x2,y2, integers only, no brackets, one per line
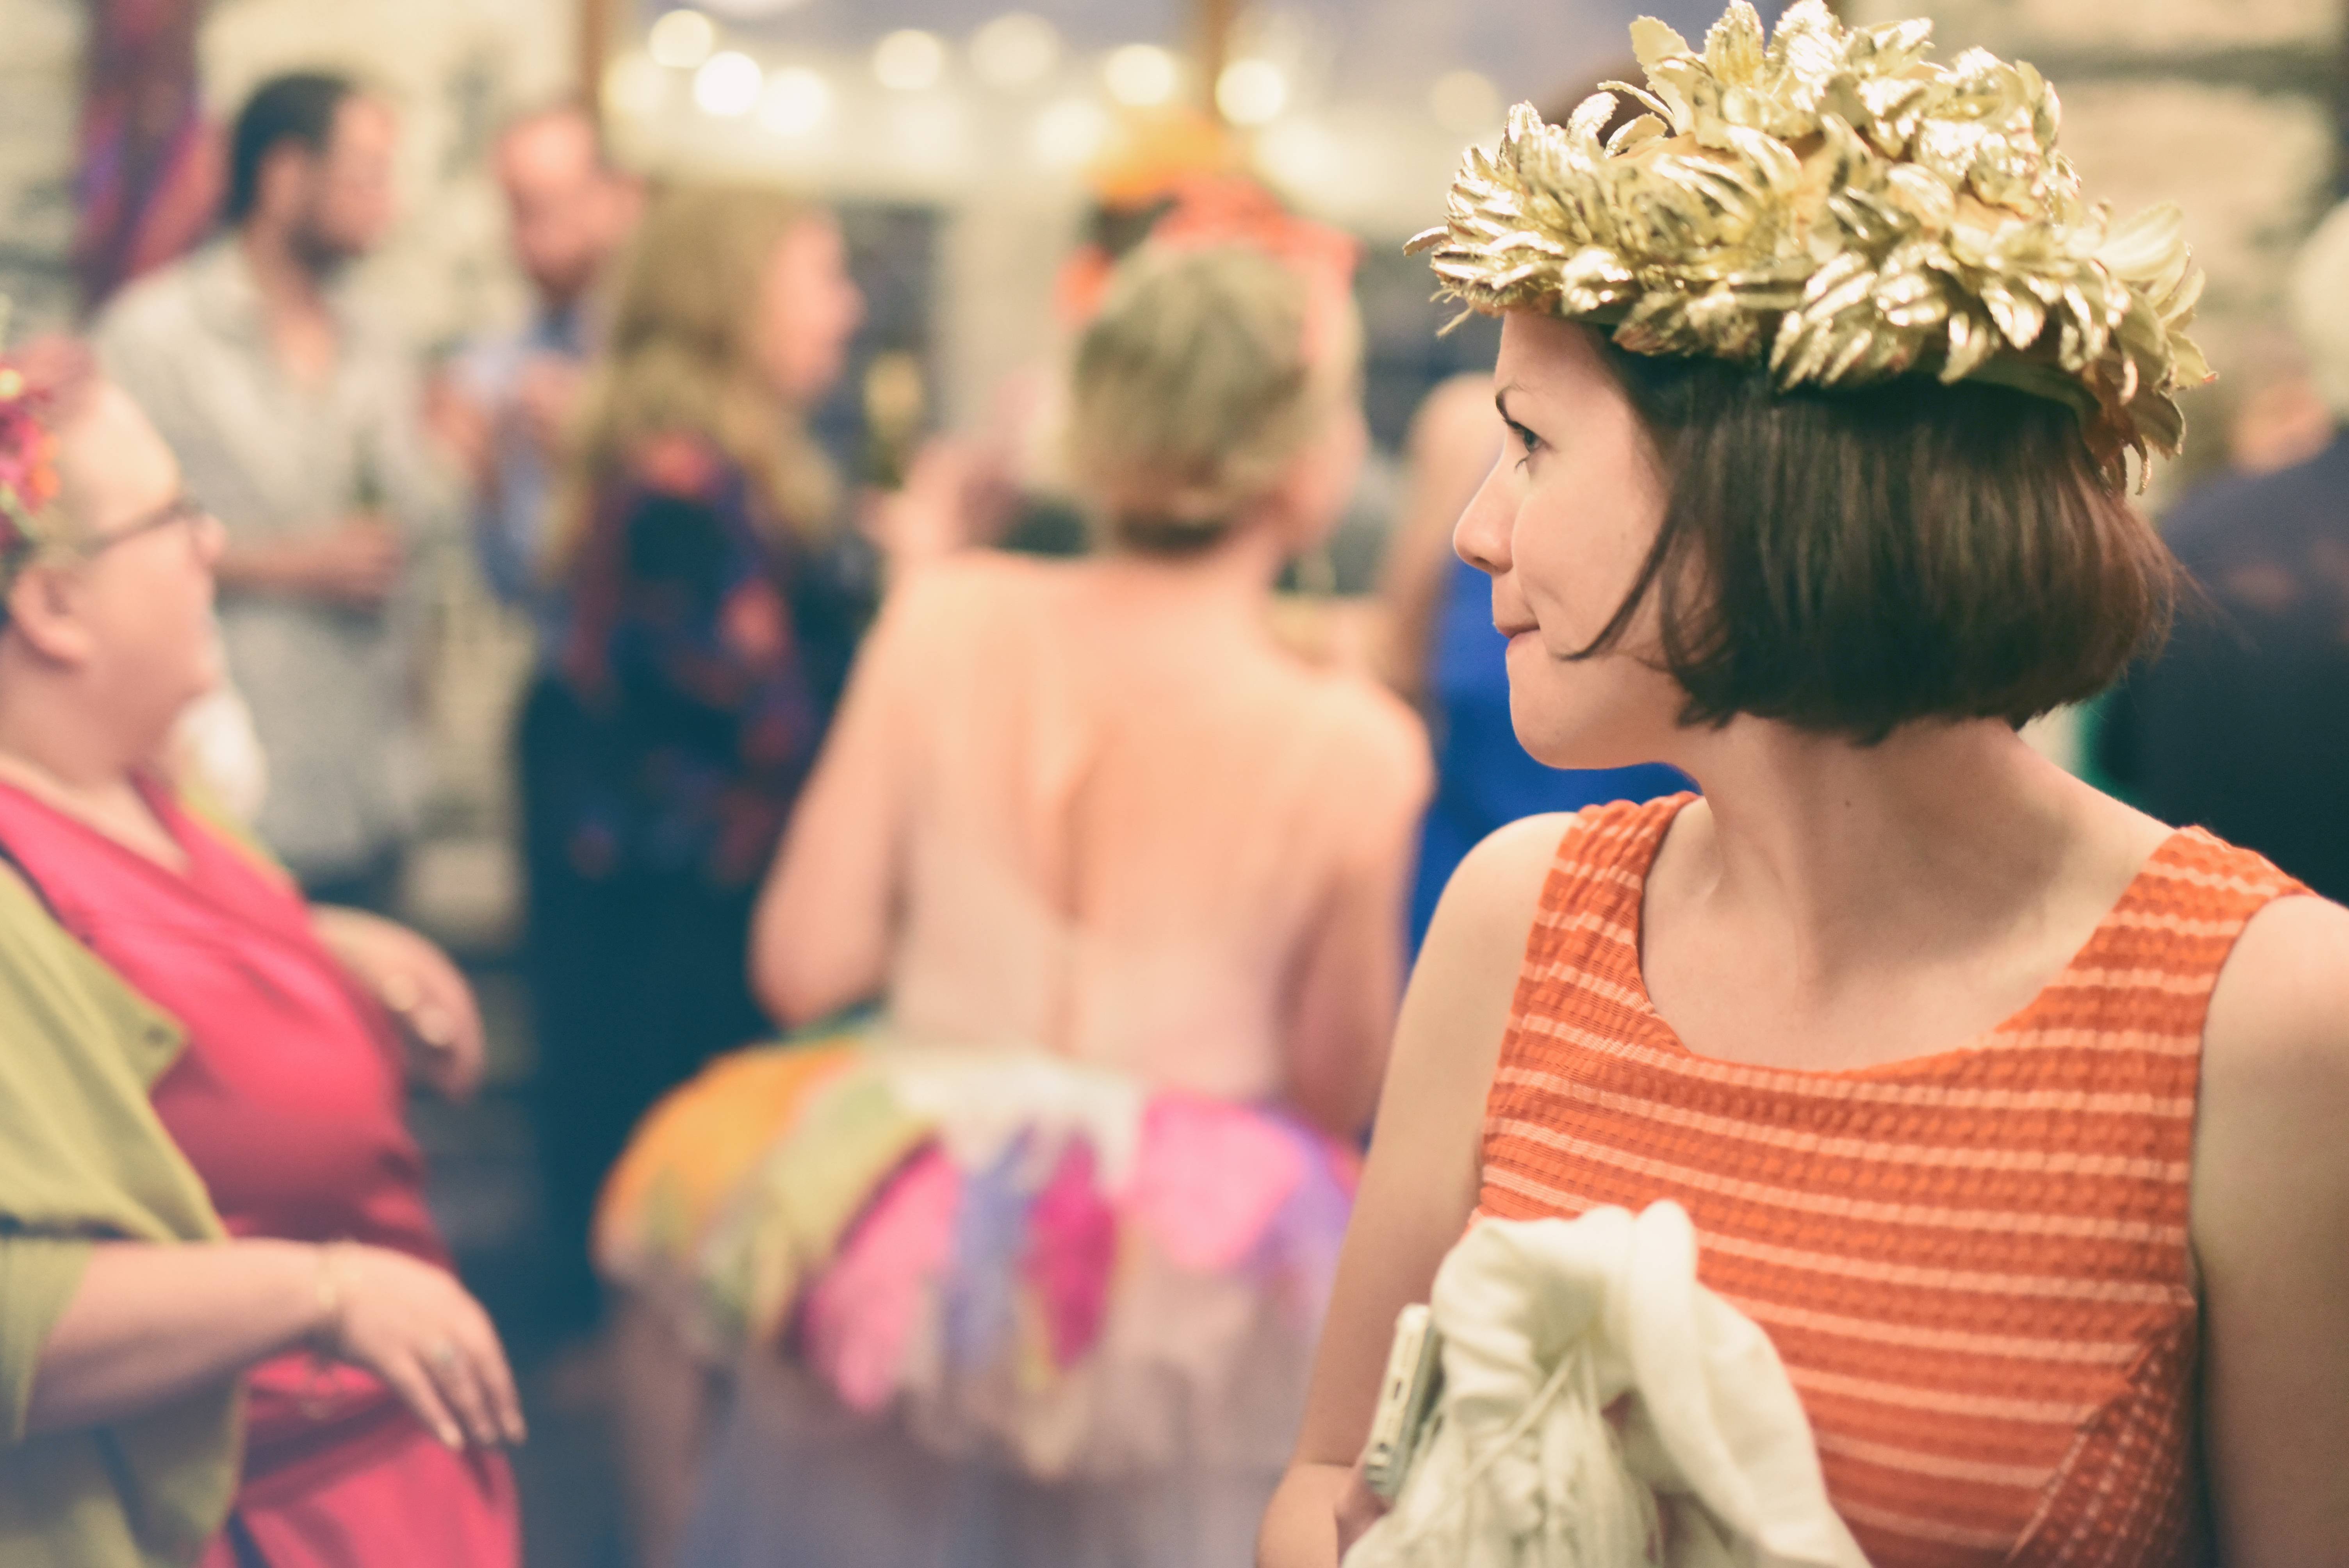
1262,4,2349,1566
593,235,1429,1566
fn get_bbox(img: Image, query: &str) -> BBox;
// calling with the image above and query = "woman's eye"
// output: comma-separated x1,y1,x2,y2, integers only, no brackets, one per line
1508,422,1544,468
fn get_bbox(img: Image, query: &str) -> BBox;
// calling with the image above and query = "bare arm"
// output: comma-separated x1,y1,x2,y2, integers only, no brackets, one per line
2192,893,2349,1567
214,521,405,608
1259,814,1561,1568
312,905,487,1101
27,1239,326,1432
1282,723,1432,1139
1372,375,1501,700
28,1237,523,1450
750,591,922,1026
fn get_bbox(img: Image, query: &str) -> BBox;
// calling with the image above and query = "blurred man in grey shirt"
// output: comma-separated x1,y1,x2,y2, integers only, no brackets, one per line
95,71,447,904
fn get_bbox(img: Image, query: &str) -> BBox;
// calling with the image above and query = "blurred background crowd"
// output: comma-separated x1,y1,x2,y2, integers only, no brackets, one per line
0,0,2344,1562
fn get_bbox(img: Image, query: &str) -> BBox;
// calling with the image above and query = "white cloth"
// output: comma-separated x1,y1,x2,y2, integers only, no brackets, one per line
170,679,269,825
1346,1203,1868,1568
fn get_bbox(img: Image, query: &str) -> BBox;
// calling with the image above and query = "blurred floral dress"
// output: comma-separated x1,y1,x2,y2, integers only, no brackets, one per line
536,436,874,1315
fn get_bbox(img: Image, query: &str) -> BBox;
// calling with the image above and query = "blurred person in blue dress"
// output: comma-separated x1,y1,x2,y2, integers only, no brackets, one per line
1372,81,1688,946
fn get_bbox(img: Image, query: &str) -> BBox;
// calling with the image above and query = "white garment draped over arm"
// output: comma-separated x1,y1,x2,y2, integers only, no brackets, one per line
1345,1201,1869,1568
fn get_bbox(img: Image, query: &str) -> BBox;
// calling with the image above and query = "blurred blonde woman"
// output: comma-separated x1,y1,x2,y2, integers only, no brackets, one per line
527,183,873,1344
596,241,1431,1568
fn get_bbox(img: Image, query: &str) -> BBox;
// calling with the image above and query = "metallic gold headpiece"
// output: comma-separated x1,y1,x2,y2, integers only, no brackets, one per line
1407,0,2210,488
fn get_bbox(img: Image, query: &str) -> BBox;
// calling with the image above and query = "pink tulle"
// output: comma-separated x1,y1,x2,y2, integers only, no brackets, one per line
800,1149,962,1413
1127,1095,1306,1274
1022,1141,1119,1367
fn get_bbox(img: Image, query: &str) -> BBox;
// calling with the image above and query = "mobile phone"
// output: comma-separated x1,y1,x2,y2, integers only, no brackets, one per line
1361,1302,1445,1502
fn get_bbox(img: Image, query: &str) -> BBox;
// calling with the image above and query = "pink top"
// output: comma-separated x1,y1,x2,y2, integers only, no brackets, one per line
802,552,1430,1102
0,780,516,1568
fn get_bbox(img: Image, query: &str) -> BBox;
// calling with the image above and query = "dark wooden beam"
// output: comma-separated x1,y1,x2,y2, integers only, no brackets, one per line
581,0,611,114
1197,0,1238,118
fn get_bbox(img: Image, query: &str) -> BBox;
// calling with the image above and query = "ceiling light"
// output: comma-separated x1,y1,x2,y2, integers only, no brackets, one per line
874,29,947,91
1032,97,1111,167
1215,58,1287,126
759,66,831,135
647,9,717,70
1103,43,1179,107
693,51,763,116
971,12,1062,92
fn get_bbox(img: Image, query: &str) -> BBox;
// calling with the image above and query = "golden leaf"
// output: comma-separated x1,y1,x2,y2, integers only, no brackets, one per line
1412,0,2206,481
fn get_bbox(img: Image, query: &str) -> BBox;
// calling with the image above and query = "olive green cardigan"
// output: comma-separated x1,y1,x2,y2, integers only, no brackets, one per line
0,862,239,1566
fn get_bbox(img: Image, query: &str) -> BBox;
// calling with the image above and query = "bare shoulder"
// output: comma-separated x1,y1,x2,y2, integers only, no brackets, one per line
2189,891,2349,1562
1402,811,1578,1035
2204,893,2349,1092
875,549,1055,644
2194,892,2349,1247
1298,669,1433,804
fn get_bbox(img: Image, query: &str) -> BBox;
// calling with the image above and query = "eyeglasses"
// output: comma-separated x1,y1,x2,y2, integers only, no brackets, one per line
81,493,212,557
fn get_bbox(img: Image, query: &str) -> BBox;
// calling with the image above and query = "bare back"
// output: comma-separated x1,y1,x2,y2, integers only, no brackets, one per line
760,552,1431,1118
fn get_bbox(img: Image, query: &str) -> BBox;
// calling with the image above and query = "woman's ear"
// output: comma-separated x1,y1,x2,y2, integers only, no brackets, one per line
3,561,95,668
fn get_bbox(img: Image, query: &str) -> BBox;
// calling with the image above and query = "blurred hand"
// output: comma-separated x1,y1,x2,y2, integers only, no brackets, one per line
863,438,987,576
314,1243,526,1450
314,907,487,1101
514,356,585,463
228,518,404,609
424,372,495,493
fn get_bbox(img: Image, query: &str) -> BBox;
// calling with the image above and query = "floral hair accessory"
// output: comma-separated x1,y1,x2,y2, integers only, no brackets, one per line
1407,0,2210,489
0,355,60,577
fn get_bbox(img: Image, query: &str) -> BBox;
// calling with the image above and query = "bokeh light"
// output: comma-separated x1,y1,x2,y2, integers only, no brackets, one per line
647,9,718,70
1216,59,1288,127
693,51,763,117
970,13,1062,93
1032,96,1112,167
874,29,948,92
758,66,832,136
1103,44,1180,108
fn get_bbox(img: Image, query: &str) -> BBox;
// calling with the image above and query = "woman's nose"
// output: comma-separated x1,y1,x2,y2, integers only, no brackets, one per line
1451,457,1514,579
192,510,227,565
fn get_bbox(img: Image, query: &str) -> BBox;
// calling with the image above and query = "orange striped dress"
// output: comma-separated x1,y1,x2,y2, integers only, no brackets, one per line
1476,794,2307,1568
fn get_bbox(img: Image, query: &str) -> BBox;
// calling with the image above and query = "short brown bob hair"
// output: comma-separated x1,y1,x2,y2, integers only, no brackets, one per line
1574,336,2180,743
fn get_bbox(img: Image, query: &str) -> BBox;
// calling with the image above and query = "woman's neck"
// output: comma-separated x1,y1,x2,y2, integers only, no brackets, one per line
1663,718,2150,992
1098,518,1291,605
0,681,182,868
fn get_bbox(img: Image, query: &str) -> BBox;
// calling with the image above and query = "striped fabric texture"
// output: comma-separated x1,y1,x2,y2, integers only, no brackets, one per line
1475,795,2306,1568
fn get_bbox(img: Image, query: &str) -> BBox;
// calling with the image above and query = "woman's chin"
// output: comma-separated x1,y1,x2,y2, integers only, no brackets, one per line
1508,701,1652,774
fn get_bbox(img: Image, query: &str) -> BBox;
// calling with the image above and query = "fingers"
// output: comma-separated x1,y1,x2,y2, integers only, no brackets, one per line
333,1250,526,1450
473,1320,528,1445
379,1347,467,1451
422,1334,504,1450
435,1306,526,1448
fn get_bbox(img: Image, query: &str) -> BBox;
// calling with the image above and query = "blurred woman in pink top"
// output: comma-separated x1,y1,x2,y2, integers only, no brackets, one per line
596,240,1430,1568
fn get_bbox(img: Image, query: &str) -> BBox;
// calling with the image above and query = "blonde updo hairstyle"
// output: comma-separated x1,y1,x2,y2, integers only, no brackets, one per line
1067,243,1359,556
550,182,838,570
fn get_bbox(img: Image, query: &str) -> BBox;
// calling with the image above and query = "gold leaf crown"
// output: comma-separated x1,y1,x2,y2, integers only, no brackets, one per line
1406,0,2210,488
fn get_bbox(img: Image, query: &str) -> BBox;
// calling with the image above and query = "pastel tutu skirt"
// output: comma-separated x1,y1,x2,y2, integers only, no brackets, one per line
595,1029,1358,1484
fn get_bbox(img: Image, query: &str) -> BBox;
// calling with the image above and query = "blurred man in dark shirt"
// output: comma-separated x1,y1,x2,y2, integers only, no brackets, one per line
2099,203,2349,902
